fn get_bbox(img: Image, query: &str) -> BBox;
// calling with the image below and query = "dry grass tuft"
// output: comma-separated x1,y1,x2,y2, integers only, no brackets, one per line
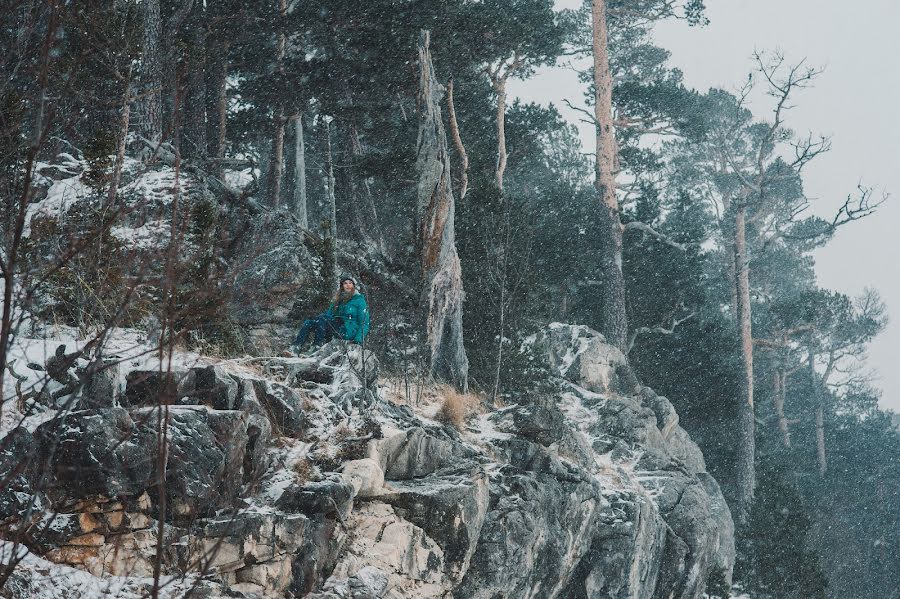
292,458,314,484
435,386,483,430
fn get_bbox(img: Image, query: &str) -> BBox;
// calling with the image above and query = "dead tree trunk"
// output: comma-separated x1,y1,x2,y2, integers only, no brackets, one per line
415,30,469,392
139,0,163,144
733,204,756,522
293,115,308,227
592,0,627,351
493,77,508,192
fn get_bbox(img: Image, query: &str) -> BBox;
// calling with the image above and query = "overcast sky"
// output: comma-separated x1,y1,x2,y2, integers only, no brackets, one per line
511,0,900,411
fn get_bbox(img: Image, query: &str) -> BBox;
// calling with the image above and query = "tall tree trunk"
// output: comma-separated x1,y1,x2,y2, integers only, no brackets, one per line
815,402,826,476
322,118,338,289
345,121,384,253
774,366,791,448
491,211,511,404
494,77,507,192
591,0,627,351
292,115,308,227
267,117,286,208
108,65,133,205
205,32,229,175
266,0,287,208
446,77,468,200
183,5,207,161
139,0,163,144
734,204,755,523
416,30,469,392
810,352,827,476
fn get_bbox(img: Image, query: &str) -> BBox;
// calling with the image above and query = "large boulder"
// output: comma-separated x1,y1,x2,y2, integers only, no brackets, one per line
229,214,322,353
374,427,476,481
0,428,45,523
381,463,489,581
34,405,252,519
36,408,154,499
250,379,310,437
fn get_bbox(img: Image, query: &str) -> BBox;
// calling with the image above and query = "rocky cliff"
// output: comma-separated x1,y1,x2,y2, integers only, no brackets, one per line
0,323,733,598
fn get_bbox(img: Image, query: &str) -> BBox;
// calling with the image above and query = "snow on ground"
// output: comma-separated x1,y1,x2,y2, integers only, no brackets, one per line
224,167,255,189
118,165,185,207
547,321,596,378
23,167,92,237
23,154,193,243
110,220,171,250
0,540,221,599
1,325,207,437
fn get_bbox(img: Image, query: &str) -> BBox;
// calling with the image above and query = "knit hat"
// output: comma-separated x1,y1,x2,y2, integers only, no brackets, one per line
339,274,357,286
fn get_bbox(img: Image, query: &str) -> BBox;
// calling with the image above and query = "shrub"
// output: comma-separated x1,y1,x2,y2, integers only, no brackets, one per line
435,386,482,430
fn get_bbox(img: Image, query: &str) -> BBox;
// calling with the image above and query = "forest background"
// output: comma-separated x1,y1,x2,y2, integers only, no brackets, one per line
1,0,898,598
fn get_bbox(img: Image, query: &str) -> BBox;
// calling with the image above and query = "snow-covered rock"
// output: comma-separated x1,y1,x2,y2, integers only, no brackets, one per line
0,325,733,598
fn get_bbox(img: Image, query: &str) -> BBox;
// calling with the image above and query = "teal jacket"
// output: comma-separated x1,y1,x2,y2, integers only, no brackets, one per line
327,291,370,343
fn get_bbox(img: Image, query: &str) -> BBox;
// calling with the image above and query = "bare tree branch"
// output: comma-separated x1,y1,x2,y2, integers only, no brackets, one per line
623,220,691,251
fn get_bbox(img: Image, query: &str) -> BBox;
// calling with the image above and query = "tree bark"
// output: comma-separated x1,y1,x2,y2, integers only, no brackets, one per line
292,115,308,227
139,0,163,144
494,77,508,192
416,30,469,392
733,204,755,523
591,0,628,351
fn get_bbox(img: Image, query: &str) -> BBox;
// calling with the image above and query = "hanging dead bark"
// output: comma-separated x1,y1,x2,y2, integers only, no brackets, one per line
415,30,469,392
446,77,468,200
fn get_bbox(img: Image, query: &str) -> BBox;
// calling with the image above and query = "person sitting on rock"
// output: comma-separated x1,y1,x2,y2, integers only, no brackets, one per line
291,274,370,353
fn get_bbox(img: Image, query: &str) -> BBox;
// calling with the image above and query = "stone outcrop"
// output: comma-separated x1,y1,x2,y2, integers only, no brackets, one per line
0,325,733,598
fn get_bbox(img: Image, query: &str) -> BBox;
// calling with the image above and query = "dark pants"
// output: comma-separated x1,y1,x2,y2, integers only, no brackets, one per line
294,315,343,346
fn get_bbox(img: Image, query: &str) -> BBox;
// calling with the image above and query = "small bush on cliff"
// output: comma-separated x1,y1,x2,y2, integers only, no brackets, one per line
435,386,482,430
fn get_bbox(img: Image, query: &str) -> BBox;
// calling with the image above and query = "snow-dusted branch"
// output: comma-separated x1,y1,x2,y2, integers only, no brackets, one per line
627,311,695,354
622,220,691,251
